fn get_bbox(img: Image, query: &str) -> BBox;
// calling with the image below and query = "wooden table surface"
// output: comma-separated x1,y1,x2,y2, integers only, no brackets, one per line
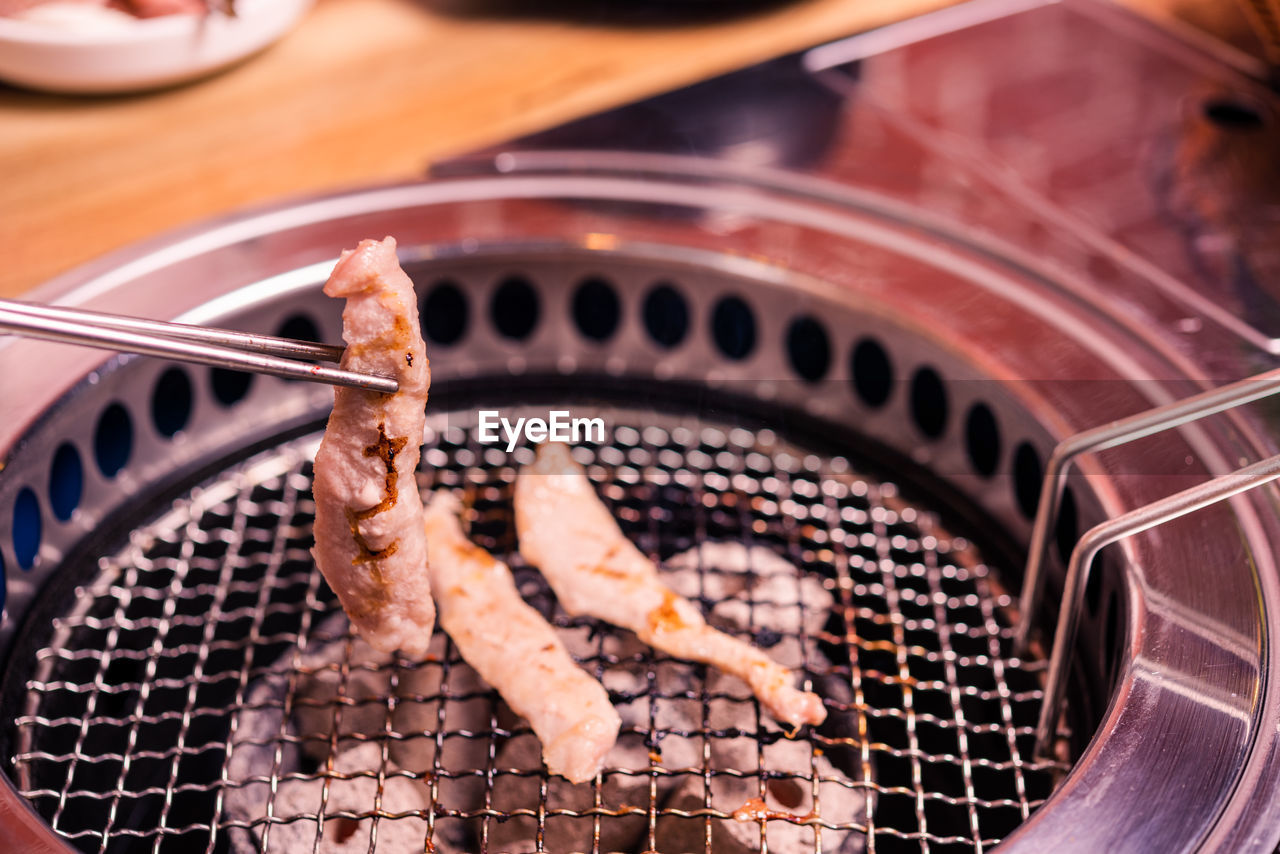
0,0,1259,299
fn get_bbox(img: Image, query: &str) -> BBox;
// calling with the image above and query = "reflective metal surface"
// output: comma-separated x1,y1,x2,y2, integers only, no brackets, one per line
1,0,1279,851
1037,451,1280,755
1016,366,1280,654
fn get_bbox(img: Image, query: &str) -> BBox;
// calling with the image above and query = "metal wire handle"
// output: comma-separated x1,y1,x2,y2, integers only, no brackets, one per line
1015,366,1280,654
0,299,398,394
1035,452,1280,754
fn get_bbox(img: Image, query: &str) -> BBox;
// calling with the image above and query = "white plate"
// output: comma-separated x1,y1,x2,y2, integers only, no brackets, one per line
0,0,313,94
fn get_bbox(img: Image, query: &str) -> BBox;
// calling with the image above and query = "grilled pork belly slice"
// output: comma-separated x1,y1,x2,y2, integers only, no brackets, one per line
514,443,828,729
486,542,862,854
310,237,435,657
423,490,621,783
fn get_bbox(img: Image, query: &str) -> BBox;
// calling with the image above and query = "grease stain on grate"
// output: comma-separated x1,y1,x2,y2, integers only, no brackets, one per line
8,416,1066,854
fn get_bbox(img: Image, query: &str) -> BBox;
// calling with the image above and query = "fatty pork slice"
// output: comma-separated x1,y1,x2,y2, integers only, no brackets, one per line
514,443,827,730
423,490,621,783
311,237,435,658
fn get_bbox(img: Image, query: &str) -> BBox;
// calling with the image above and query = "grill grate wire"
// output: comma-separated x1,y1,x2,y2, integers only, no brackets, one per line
8,417,1068,853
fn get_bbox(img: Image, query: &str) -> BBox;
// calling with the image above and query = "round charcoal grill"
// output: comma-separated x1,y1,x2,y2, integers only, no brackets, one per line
1,166,1280,853
8,417,1062,854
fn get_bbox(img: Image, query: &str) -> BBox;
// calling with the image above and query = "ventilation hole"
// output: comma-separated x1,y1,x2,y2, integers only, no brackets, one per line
490,275,540,341
94,402,133,478
49,443,83,522
851,338,893,408
711,295,756,361
151,368,193,438
1056,485,1079,568
274,314,323,384
909,367,948,439
572,277,621,342
1203,97,1264,130
1104,589,1120,681
785,316,831,382
422,280,468,346
1084,562,1105,624
12,488,40,570
1013,442,1043,520
272,316,322,386
964,403,1001,478
275,313,321,343
210,369,253,407
643,283,689,349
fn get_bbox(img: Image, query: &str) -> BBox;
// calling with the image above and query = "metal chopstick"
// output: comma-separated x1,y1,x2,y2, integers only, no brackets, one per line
0,299,346,361
0,299,398,394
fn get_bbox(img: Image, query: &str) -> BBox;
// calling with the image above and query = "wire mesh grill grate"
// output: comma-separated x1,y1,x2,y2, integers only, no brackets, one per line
9,413,1067,853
